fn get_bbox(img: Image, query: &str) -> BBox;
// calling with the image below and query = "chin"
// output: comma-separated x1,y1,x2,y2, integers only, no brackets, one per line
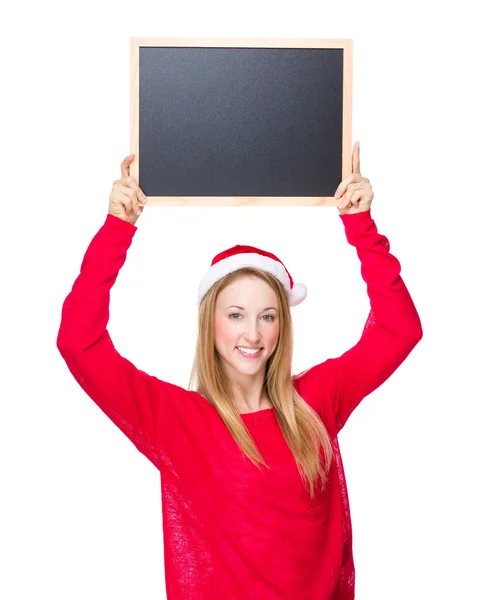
231,350,267,368
236,353,271,370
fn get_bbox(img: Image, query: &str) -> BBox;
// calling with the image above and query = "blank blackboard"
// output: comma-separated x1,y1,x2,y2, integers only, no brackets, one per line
130,38,353,206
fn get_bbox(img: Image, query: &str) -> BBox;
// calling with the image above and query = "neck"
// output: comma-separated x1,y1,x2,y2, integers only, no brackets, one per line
237,394,272,414
220,357,271,413
231,375,270,413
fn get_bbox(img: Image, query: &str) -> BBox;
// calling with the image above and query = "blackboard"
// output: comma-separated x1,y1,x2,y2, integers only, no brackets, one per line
130,38,353,206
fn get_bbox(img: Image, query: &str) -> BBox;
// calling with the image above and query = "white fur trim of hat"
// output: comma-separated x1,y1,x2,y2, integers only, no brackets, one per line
197,244,307,308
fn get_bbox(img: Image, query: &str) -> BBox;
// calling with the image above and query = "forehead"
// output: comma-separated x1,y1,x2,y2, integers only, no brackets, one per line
216,276,278,306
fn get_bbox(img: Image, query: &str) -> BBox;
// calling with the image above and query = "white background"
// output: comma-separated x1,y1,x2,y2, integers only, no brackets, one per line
2,1,495,598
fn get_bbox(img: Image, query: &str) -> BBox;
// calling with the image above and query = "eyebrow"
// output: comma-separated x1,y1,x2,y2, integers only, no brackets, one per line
226,305,278,312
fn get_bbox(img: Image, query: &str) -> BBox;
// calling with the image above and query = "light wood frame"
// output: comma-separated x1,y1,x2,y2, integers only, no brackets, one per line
130,37,353,206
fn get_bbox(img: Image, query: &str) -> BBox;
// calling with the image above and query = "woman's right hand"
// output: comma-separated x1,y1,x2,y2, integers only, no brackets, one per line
108,154,147,225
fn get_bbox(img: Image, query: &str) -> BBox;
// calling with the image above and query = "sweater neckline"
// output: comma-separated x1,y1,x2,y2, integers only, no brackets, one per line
239,406,275,418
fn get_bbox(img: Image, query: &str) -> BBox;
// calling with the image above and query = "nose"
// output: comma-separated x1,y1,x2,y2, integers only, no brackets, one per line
242,317,262,345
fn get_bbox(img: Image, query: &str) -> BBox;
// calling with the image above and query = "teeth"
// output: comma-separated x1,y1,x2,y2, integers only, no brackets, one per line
237,347,261,354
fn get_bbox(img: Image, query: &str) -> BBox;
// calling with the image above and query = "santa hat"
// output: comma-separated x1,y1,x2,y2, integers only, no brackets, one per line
197,244,307,308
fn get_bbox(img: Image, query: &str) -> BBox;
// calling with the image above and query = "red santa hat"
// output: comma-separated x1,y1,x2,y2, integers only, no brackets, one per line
198,244,307,308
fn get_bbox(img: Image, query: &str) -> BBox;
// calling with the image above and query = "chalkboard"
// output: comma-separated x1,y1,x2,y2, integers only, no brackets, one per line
130,37,353,206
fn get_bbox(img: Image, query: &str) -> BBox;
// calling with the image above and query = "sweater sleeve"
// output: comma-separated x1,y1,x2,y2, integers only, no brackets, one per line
296,209,423,434
56,213,171,468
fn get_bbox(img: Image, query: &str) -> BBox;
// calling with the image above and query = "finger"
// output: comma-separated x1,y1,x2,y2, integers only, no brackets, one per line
115,191,135,218
349,189,362,207
120,154,135,179
334,173,359,198
120,184,144,217
120,175,147,204
352,142,361,174
338,183,360,208
340,188,357,209
117,182,139,211
346,183,360,204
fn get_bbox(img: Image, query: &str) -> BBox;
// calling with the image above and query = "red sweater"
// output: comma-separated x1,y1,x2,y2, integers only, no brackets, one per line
57,209,422,599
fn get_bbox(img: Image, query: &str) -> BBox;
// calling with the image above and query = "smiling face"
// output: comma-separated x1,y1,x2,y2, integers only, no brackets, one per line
214,275,280,379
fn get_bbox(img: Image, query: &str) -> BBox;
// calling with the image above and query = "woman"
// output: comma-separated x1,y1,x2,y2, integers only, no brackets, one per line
57,143,423,599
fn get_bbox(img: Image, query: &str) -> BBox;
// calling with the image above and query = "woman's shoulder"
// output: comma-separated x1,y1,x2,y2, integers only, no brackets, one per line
292,359,337,426
292,358,336,390
152,377,213,415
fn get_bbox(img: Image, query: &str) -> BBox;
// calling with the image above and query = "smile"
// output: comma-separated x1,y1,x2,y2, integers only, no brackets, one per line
236,347,263,359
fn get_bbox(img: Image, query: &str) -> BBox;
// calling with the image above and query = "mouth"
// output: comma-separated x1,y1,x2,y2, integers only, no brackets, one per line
235,346,264,359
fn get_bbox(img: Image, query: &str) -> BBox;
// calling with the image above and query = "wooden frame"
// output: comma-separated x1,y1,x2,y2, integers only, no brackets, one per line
130,37,353,206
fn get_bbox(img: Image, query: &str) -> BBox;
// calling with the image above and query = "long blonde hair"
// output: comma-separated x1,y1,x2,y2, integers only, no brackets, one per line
188,266,333,499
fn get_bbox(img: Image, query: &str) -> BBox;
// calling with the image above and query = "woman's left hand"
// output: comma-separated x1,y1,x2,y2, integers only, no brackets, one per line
335,141,374,215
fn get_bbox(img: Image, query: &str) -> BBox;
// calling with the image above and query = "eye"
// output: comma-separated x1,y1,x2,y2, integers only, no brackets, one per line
228,313,275,321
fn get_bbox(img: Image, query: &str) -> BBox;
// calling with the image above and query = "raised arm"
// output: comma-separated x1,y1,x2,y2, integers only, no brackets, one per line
57,210,166,466
331,208,422,431
294,144,422,432
56,157,176,468
295,209,423,434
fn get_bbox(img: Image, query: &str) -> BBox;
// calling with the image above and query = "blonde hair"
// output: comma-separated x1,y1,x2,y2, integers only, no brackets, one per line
188,267,333,499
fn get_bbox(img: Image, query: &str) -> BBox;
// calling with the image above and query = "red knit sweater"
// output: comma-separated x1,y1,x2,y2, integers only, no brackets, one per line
56,209,422,599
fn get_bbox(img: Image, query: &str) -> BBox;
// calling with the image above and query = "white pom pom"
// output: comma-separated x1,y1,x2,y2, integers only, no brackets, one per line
289,283,307,307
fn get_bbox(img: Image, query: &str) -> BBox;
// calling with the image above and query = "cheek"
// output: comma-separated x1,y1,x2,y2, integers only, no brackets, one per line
268,323,280,347
214,319,234,346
